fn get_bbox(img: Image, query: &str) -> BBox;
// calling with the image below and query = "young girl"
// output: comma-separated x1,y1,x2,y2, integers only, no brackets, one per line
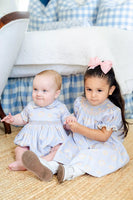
1,70,74,171
21,57,129,183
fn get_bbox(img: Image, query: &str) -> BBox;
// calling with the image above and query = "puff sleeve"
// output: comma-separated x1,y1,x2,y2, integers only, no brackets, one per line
97,107,123,132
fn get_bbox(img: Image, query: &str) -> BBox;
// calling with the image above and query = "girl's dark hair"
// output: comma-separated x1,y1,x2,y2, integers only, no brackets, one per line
84,65,129,137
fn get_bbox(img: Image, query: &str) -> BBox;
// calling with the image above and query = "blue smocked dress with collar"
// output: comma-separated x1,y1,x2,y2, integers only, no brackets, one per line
14,100,70,157
54,96,129,177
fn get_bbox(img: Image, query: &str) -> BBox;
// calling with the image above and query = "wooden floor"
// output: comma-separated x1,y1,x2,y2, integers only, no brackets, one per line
0,120,133,200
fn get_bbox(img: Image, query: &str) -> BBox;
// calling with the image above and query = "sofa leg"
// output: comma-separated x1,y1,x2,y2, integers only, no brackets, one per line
0,103,11,134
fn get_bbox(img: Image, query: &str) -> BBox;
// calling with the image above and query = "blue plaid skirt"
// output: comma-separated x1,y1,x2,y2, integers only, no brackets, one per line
1,74,133,119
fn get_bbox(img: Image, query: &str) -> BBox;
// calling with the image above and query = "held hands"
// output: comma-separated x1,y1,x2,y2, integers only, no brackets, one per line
64,115,77,131
1,113,14,124
66,121,79,133
65,114,77,123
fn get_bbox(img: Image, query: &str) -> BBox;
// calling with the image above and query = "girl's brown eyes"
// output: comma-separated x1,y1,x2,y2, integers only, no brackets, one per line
98,90,102,92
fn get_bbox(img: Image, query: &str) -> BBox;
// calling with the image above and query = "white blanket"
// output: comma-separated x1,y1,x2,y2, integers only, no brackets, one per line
12,26,133,94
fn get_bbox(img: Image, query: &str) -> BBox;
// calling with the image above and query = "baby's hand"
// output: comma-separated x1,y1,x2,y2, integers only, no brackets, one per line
1,113,14,124
65,115,77,124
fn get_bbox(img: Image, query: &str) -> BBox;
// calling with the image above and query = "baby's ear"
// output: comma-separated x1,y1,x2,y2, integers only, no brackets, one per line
55,90,61,99
109,85,116,95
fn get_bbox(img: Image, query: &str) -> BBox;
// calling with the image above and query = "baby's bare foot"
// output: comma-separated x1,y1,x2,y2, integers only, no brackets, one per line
8,161,26,171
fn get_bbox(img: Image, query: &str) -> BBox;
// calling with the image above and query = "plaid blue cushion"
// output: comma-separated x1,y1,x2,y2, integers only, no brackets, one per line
1,75,133,119
28,0,47,31
40,18,91,30
57,0,99,24
96,0,133,30
28,0,99,31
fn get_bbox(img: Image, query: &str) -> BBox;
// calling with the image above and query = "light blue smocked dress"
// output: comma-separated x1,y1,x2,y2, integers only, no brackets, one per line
14,100,70,157
54,96,129,177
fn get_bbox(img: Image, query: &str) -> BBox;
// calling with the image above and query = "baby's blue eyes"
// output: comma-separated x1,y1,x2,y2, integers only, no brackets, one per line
33,89,47,92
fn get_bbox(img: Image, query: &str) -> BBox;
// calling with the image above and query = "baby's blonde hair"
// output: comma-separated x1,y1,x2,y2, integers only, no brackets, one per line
36,70,62,90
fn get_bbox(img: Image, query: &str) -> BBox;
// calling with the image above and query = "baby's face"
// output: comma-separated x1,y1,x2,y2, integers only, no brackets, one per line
32,75,59,107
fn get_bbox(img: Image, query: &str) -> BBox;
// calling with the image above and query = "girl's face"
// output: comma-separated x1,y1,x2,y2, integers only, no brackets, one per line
32,75,60,107
84,76,115,106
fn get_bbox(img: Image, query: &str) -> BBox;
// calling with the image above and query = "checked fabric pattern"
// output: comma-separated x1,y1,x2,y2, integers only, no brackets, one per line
96,0,133,30
1,75,133,118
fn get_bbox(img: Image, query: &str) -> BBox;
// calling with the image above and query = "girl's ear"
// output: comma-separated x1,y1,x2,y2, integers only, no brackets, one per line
109,85,116,95
55,90,61,99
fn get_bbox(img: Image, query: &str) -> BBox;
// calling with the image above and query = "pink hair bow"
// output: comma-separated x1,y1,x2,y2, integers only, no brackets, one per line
88,57,112,74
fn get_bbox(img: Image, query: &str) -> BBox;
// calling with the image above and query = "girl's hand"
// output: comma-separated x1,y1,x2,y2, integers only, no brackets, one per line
67,121,79,133
64,115,77,130
1,113,14,124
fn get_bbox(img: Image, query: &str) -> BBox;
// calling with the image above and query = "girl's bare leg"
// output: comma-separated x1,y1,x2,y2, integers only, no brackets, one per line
8,146,29,171
42,144,61,161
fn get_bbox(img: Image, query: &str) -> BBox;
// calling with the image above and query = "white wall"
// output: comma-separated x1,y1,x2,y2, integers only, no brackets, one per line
0,0,29,17
16,0,29,11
